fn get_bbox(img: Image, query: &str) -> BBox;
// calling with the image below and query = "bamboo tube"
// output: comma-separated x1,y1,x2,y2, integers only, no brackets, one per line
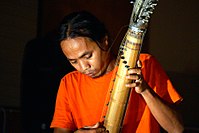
103,28,145,133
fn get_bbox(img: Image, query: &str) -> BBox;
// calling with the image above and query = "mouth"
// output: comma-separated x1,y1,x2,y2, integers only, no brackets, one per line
86,72,95,77
84,70,96,77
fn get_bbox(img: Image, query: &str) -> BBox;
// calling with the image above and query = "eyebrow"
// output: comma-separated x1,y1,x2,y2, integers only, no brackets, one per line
67,51,91,61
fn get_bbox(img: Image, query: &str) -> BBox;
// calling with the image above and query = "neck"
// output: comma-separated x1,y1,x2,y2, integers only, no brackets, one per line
105,55,116,74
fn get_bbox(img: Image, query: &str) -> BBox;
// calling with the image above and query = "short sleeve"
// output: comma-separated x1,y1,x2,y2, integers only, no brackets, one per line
141,54,183,104
50,77,76,130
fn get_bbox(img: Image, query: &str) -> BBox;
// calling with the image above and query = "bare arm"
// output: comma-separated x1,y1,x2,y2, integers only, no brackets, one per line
140,83,184,133
54,128,73,133
53,123,108,133
126,65,184,133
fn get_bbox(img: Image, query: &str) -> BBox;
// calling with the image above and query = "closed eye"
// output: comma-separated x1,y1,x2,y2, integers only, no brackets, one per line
85,53,92,59
69,60,77,64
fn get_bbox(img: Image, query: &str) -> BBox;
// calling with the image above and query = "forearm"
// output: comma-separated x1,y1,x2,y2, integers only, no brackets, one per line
141,87,184,133
53,123,107,133
54,128,73,133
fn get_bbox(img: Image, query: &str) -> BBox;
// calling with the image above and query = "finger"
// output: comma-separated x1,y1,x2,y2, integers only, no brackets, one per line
125,82,137,88
96,127,106,133
127,68,142,75
126,74,143,87
135,74,143,82
83,122,100,129
137,60,142,68
91,122,100,128
126,74,140,80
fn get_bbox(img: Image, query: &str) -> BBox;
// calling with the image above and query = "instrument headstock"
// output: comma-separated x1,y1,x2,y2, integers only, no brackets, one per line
129,0,158,30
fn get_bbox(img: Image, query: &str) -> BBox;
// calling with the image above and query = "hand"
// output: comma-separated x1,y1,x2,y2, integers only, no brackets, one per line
125,60,149,94
75,122,108,133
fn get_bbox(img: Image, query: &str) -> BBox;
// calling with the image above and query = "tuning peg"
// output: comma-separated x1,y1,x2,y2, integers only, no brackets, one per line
130,0,134,4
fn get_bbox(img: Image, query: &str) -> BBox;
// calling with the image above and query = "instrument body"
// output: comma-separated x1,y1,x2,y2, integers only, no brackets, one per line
104,27,144,133
102,0,158,132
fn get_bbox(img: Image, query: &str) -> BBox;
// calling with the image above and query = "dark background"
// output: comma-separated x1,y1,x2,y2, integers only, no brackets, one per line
0,0,199,133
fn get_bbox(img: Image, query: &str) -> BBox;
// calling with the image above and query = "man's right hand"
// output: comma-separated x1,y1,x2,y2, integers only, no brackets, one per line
75,122,108,133
54,122,108,133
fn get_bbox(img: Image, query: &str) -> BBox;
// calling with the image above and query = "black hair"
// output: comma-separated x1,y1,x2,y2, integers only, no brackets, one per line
59,11,109,50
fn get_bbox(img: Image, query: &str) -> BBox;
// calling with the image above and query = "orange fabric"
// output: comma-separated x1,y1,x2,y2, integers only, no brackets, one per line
50,53,182,132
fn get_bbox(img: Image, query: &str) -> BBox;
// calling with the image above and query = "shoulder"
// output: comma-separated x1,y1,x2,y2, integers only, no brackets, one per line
140,53,155,61
58,71,83,93
139,53,158,64
139,53,164,76
61,70,82,82
61,70,92,84
64,70,81,77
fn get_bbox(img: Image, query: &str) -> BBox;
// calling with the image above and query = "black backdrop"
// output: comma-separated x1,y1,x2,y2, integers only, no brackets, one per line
20,31,74,133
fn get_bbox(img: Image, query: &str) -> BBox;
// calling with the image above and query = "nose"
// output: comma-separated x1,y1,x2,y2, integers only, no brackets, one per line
79,60,89,72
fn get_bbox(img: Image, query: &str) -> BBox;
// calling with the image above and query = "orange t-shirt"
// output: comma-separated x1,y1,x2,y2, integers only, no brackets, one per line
50,53,182,132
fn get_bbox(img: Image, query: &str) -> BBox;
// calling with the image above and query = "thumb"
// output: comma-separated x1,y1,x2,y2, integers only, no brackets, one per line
83,122,100,129
137,60,142,68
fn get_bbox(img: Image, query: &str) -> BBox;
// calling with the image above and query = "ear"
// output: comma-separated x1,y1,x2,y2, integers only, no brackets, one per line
102,35,109,50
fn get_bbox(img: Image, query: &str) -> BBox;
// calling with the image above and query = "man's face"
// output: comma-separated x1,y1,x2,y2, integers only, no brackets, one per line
61,37,110,78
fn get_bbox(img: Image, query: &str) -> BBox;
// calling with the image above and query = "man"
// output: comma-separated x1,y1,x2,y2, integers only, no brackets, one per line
51,11,184,133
